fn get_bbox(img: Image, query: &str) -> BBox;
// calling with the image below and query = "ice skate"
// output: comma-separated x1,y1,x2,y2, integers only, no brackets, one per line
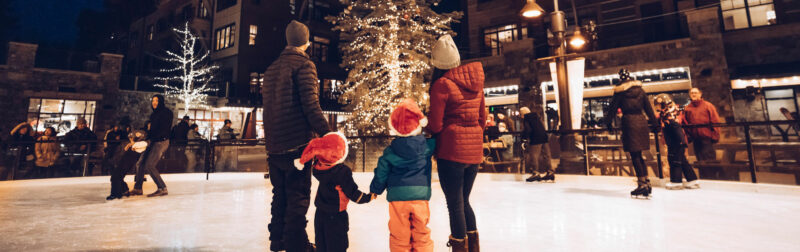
540,172,555,183
683,180,700,189
630,178,652,199
666,182,683,190
525,173,542,182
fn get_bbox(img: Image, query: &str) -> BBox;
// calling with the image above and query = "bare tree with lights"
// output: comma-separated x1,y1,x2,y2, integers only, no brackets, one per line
327,0,461,135
155,22,218,115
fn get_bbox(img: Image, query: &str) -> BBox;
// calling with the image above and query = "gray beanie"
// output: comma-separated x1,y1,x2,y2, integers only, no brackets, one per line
286,20,309,47
431,35,461,70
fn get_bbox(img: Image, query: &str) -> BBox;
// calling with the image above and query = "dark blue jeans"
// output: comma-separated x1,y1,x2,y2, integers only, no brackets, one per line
668,146,698,183
134,140,169,189
437,158,478,239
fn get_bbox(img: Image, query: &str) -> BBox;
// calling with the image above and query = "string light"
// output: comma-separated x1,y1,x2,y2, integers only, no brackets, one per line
154,22,219,115
326,0,461,136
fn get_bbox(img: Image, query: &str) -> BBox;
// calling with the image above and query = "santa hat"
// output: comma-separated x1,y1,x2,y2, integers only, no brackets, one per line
293,132,349,170
388,99,428,137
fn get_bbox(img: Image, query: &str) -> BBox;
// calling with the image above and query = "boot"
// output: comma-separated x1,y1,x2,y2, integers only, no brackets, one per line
129,188,143,196
630,177,651,198
540,172,555,182
447,235,468,252
106,195,120,201
147,188,168,197
525,173,542,182
467,231,479,252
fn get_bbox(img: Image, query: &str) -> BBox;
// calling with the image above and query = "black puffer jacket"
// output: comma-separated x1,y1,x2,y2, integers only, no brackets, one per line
605,81,657,152
313,164,371,213
262,47,331,153
522,112,548,144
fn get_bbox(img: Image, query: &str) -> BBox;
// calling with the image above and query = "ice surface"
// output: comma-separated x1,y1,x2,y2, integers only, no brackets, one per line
1,173,799,251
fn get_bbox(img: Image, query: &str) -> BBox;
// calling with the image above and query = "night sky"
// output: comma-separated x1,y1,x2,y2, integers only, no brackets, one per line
9,0,104,46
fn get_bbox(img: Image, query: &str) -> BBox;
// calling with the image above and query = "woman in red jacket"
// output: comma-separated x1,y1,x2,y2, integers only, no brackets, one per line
426,34,486,252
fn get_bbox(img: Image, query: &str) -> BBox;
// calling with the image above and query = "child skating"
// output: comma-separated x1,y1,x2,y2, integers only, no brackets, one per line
370,99,436,252
654,93,700,190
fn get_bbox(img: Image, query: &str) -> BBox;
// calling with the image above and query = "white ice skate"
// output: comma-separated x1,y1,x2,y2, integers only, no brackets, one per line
683,180,700,189
666,182,684,190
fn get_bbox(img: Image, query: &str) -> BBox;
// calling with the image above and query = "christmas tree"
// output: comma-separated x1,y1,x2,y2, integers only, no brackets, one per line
327,0,461,135
155,22,218,115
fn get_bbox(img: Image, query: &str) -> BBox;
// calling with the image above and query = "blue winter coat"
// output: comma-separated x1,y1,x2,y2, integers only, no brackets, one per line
369,135,435,202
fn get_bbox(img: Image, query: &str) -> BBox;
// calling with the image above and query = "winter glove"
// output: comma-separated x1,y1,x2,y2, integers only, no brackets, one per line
132,141,148,153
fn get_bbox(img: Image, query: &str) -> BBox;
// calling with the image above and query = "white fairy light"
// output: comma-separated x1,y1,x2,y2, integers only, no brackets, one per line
154,22,219,115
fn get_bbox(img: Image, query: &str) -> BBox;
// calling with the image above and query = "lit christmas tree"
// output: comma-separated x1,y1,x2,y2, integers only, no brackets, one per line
327,0,461,135
155,22,218,115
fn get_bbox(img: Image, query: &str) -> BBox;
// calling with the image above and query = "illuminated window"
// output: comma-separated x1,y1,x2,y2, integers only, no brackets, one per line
215,23,236,51
483,24,528,56
310,36,329,62
147,25,154,41
250,72,264,94
249,25,257,46
198,0,210,19
27,99,96,136
721,0,776,30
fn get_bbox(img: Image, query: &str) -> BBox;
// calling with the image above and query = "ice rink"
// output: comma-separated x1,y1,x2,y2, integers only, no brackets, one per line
1,172,799,251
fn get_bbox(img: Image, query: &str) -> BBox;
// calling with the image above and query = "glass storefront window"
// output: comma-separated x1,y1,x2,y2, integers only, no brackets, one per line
27,98,96,136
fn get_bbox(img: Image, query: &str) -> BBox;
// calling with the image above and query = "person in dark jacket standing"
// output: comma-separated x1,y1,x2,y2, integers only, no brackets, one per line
64,118,97,176
262,20,331,252
295,132,373,252
605,69,658,198
171,116,191,142
520,107,554,182
9,122,35,178
427,34,485,252
654,94,700,190
131,94,173,197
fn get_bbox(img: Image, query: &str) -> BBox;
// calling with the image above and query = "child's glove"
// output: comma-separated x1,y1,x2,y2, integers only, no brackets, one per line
370,193,378,201
132,141,148,153
293,158,304,171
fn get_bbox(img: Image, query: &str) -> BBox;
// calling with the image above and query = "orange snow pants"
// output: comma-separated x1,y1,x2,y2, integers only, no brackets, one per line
388,200,433,252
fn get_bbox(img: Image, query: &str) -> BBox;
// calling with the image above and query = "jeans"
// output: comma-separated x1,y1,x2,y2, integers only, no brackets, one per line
437,159,478,239
314,210,349,252
268,149,312,252
667,146,698,183
693,138,723,179
526,143,553,175
134,140,169,189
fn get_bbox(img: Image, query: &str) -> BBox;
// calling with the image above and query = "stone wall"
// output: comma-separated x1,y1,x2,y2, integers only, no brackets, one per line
0,42,123,136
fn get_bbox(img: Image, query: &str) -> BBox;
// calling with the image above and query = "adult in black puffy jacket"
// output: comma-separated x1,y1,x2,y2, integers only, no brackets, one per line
261,20,331,252
604,69,657,198
520,107,554,182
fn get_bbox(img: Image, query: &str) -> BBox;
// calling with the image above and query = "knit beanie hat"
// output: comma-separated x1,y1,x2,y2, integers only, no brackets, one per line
294,132,349,170
388,99,428,137
431,35,460,70
286,20,309,47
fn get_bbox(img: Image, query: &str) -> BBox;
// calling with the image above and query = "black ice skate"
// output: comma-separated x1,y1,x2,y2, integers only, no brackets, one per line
540,172,555,183
630,178,652,199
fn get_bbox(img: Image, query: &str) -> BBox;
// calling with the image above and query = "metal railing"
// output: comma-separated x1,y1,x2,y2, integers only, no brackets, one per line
2,120,799,185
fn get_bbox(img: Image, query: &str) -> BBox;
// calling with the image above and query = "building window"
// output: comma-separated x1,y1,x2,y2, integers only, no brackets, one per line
27,99,96,136
310,1,331,21
310,36,329,62
249,25,257,46
217,0,237,12
181,109,232,139
764,88,799,135
290,0,296,15
250,72,264,94
147,25,154,40
483,23,528,56
198,0,210,19
215,23,236,51
721,0,776,30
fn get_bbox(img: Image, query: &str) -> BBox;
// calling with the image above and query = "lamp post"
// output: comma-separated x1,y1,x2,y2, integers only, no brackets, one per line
522,0,587,171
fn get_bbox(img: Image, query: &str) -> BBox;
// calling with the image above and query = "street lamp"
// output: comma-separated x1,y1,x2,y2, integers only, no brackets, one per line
522,0,586,171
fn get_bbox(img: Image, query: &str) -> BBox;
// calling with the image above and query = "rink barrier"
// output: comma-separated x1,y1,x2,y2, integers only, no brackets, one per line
1,120,799,185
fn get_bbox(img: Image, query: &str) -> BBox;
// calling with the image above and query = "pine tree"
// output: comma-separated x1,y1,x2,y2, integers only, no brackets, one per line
327,0,461,135
155,22,218,115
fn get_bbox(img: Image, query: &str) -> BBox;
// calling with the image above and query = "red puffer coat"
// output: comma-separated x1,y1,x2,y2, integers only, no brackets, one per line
427,62,486,164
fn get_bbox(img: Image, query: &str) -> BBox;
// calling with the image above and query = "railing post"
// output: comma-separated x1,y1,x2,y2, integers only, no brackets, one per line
744,125,757,183
10,148,20,180
653,128,664,179
362,137,366,173
582,133,589,176
82,144,90,177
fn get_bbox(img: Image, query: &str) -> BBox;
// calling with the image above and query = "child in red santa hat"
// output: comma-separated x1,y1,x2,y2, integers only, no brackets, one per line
294,131,374,252
369,98,436,252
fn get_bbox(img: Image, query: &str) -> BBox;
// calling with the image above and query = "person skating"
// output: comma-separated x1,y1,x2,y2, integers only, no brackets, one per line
294,132,373,252
262,20,332,252
131,94,173,197
654,94,700,190
604,69,658,198
370,99,436,252
520,107,554,182
107,129,148,200
427,34,485,252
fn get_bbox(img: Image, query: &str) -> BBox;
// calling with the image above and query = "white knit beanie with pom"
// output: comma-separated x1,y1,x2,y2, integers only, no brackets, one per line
431,35,461,70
